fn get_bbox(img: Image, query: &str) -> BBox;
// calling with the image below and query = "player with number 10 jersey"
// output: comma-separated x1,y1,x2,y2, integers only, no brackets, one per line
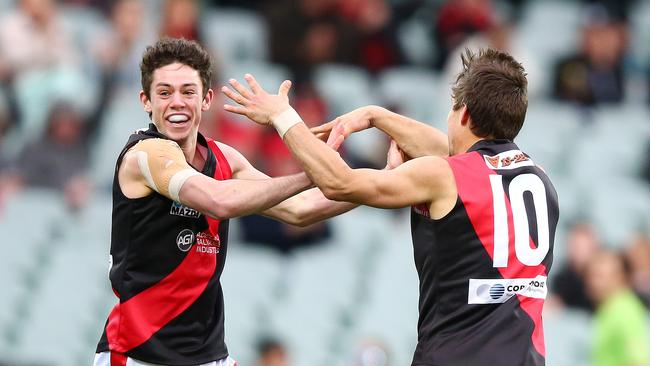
411,139,558,365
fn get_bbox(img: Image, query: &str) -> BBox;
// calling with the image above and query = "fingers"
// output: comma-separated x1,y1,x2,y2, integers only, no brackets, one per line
278,80,292,97
326,121,344,147
223,104,248,116
315,132,329,142
244,74,265,95
310,119,337,134
327,135,345,151
221,86,248,106
228,78,254,100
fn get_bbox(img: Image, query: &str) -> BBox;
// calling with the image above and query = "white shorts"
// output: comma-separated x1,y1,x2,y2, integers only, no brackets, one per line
93,352,237,366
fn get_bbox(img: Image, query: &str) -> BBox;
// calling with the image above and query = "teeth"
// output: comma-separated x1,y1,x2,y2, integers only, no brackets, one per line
168,115,189,123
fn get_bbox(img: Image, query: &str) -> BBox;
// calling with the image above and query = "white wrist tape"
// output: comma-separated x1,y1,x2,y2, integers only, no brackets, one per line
169,169,201,202
273,107,303,138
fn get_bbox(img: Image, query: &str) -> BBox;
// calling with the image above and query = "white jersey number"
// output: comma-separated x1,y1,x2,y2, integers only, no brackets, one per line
489,174,550,267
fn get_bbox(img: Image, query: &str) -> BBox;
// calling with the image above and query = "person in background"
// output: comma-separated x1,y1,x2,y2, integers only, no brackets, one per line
336,0,404,74
256,338,289,366
91,0,154,90
159,0,202,42
431,0,495,70
550,222,600,312
353,338,390,366
584,249,650,366
0,0,78,76
624,233,650,307
552,5,628,107
265,0,358,79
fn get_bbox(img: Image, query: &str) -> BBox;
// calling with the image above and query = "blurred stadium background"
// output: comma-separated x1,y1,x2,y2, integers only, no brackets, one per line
0,0,649,365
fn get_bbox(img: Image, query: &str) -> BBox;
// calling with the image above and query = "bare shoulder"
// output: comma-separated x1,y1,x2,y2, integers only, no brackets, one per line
407,156,457,219
119,138,182,198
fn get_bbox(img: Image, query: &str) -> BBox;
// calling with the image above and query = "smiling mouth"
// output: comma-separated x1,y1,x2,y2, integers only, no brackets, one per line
167,114,190,124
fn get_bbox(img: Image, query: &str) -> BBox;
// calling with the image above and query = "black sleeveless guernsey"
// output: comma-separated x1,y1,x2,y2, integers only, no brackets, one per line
96,124,233,365
410,140,559,366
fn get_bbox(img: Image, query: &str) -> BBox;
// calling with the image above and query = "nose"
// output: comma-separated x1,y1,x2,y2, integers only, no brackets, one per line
170,91,184,109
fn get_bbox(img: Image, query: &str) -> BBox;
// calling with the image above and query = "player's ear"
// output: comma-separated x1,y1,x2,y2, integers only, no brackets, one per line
460,105,471,127
201,89,213,111
140,91,152,114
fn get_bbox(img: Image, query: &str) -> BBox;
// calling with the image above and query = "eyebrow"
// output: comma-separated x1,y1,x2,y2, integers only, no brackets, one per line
155,83,199,88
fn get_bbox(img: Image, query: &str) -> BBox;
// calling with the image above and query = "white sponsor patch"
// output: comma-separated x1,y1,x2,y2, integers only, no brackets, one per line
468,275,547,304
483,150,534,170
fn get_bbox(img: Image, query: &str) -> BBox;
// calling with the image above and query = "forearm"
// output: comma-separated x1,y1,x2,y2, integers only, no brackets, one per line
282,124,357,200
181,172,312,220
368,106,449,157
263,187,358,226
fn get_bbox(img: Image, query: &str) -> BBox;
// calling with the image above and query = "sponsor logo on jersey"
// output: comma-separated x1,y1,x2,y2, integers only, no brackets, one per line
170,201,201,218
467,275,547,304
195,231,221,255
412,203,430,217
483,150,534,170
176,229,196,252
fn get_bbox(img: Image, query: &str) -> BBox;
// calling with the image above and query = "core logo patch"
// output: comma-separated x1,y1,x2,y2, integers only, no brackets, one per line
468,276,547,304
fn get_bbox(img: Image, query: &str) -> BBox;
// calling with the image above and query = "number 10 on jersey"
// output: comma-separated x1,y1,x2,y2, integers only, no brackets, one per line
489,174,550,268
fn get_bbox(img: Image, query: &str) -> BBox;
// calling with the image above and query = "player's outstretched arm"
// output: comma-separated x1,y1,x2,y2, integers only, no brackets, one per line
214,140,358,227
312,106,449,158
221,75,454,209
119,138,312,220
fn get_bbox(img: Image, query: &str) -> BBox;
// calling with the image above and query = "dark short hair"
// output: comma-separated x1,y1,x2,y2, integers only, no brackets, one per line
140,37,212,99
451,48,528,141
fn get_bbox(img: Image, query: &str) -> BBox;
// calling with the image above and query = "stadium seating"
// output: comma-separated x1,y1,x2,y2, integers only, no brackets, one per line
201,8,269,64
376,66,441,124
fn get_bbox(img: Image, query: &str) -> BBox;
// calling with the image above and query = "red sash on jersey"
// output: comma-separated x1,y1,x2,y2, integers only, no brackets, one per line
446,151,547,356
106,139,232,354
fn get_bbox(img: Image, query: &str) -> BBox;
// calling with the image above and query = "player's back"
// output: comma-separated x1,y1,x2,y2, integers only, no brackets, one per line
410,139,558,366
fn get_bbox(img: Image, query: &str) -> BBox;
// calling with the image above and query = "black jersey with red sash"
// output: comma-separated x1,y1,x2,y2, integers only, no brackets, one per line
411,139,558,366
96,124,233,365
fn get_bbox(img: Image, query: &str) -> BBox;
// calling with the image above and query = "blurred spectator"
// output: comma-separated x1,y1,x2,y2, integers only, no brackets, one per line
160,0,201,42
91,0,154,89
239,82,332,254
208,0,263,10
584,250,650,366
581,0,636,21
432,0,495,70
551,222,600,312
442,19,542,98
0,0,78,75
5,60,112,210
9,102,90,210
353,338,391,366
552,6,627,107
336,0,404,73
256,338,289,366
624,233,650,307
265,0,358,79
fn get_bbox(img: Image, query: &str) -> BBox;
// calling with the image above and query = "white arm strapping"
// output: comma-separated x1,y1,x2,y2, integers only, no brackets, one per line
273,107,303,138
169,169,201,202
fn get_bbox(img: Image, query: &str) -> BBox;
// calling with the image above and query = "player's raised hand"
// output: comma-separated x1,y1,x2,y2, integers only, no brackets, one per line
222,74,292,126
311,106,375,146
